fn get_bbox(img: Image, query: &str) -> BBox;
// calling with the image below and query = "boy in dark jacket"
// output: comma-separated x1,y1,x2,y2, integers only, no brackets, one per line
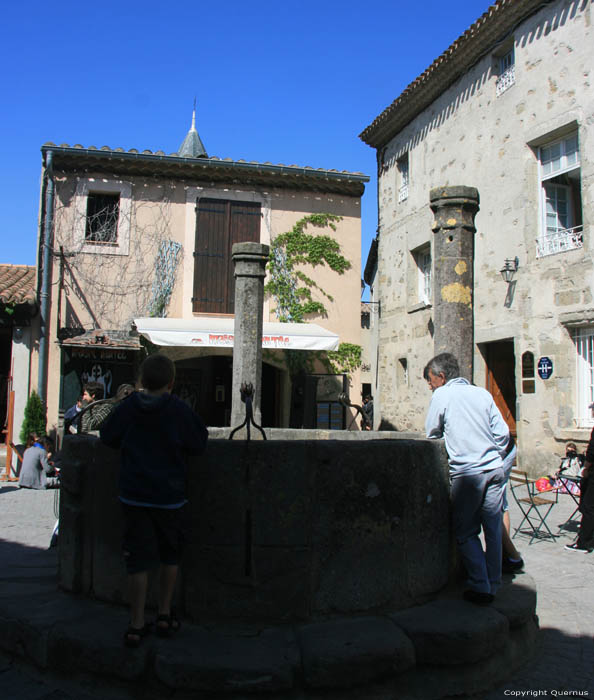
100,354,208,646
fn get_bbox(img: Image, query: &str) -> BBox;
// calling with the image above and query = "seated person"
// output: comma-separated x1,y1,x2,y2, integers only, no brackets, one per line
556,442,584,478
64,396,83,434
80,382,135,434
18,436,59,489
544,442,585,495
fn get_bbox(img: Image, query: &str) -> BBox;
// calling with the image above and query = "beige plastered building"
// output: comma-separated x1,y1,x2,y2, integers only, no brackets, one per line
361,0,594,473
35,121,368,432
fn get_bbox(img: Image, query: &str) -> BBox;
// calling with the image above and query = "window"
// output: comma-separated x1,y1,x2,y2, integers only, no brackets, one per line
361,303,370,329
537,132,583,258
414,245,431,305
192,198,261,314
73,178,132,256
85,193,120,244
496,48,515,96
574,327,594,428
397,153,409,202
397,358,408,387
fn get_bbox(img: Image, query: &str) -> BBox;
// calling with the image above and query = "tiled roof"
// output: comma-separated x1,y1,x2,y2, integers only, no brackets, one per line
60,328,141,350
41,144,369,197
0,265,36,306
360,0,548,148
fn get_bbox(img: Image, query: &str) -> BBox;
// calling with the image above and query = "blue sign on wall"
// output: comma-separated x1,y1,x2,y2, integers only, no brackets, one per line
538,356,553,380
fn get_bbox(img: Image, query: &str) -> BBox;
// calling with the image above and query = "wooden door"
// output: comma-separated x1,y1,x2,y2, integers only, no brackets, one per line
485,340,517,438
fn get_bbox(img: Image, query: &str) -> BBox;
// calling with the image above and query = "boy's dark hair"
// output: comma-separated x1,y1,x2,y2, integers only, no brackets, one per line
140,354,175,391
83,382,104,401
423,353,460,382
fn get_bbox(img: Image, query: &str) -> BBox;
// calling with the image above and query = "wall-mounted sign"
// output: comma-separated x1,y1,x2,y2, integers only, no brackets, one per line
537,356,553,380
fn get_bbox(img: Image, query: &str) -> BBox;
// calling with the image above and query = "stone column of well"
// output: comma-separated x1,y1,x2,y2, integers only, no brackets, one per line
231,242,270,427
429,186,480,381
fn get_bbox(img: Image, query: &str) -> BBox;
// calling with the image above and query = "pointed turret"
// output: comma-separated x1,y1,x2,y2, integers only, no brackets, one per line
178,105,207,158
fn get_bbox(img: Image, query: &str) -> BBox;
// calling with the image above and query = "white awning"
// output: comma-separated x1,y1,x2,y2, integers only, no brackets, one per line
133,317,340,351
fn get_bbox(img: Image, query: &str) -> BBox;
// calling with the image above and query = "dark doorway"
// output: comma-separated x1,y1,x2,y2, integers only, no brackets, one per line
0,328,12,434
174,356,281,428
174,356,232,428
483,340,517,438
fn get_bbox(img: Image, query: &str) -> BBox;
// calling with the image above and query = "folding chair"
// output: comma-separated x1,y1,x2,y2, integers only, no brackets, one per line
510,469,559,544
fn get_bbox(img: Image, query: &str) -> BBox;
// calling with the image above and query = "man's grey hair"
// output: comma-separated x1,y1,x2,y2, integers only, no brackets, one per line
423,353,460,382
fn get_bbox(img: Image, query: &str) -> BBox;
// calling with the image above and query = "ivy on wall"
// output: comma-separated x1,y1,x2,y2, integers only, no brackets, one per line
264,214,362,378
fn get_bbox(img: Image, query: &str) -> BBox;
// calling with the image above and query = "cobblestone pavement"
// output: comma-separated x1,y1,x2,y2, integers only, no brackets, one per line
1,465,593,699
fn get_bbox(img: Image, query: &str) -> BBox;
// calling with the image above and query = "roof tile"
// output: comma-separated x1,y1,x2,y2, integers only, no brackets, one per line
0,265,36,306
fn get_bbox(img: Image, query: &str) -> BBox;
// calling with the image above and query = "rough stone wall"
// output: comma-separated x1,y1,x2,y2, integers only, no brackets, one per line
58,434,452,622
375,0,594,472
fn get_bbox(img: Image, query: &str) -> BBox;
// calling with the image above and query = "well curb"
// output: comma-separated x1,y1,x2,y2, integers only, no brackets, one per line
0,572,537,698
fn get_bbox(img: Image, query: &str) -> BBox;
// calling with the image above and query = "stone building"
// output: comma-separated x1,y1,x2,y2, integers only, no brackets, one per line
360,0,593,472
35,113,368,432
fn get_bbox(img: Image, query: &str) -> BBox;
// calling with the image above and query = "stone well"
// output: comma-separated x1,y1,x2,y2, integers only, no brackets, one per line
58,433,454,621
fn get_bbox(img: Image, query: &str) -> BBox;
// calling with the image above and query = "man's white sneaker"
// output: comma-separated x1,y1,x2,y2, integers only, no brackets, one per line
564,542,593,553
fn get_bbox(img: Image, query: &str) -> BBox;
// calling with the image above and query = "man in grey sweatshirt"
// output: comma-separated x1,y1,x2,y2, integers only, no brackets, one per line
424,353,510,605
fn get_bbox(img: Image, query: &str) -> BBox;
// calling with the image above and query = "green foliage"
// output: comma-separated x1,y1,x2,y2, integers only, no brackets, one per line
265,213,349,323
324,343,363,375
263,214,361,379
20,391,47,442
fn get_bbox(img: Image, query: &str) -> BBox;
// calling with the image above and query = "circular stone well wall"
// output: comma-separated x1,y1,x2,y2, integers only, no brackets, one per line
58,434,453,622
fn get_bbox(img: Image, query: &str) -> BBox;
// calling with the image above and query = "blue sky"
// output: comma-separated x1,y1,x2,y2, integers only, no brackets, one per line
1,0,493,276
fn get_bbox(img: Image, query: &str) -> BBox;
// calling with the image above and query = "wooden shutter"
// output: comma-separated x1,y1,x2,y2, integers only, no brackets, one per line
227,201,261,313
192,199,261,313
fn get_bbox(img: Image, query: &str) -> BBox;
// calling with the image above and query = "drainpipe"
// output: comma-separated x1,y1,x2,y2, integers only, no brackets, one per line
38,150,54,404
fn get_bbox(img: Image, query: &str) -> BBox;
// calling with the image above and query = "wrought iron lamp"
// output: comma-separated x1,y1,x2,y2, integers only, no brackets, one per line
500,256,519,283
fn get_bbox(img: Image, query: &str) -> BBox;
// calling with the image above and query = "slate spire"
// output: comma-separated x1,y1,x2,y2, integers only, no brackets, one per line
178,102,207,158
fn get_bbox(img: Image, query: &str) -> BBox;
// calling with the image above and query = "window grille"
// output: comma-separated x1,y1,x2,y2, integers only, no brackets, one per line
496,50,515,96
536,225,583,258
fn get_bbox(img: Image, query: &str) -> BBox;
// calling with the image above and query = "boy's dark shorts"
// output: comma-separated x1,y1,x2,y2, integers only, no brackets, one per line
122,503,188,574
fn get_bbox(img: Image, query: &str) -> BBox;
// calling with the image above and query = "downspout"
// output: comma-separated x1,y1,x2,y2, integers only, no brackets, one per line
38,150,54,404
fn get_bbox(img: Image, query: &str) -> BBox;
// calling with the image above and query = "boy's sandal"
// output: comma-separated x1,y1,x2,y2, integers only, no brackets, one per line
124,623,151,648
156,611,181,638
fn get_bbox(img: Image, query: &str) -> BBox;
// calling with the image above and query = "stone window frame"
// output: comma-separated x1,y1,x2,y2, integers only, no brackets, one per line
397,152,409,203
408,243,432,312
533,127,583,258
573,326,594,429
493,38,515,97
73,177,132,256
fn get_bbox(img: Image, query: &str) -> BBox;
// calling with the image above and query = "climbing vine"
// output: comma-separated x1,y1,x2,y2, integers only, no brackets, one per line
325,343,362,375
265,213,349,323
264,214,362,378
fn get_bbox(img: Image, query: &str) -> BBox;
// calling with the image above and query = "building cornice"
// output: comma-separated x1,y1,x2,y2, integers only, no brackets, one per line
41,144,369,197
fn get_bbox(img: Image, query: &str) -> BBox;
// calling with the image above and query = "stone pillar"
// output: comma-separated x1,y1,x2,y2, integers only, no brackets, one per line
429,186,479,381
231,242,270,427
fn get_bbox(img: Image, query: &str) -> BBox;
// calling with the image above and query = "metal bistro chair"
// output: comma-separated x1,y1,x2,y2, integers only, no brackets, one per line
510,469,559,544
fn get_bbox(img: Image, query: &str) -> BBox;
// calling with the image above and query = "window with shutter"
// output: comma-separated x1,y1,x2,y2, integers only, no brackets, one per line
192,198,261,313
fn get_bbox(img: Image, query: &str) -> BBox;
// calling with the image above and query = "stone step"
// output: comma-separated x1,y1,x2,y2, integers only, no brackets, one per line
0,572,538,698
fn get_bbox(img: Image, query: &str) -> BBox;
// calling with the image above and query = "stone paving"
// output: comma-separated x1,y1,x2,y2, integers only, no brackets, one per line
0,455,592,699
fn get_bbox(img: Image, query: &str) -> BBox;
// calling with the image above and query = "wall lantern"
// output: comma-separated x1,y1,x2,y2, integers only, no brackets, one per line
500,256,519,283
